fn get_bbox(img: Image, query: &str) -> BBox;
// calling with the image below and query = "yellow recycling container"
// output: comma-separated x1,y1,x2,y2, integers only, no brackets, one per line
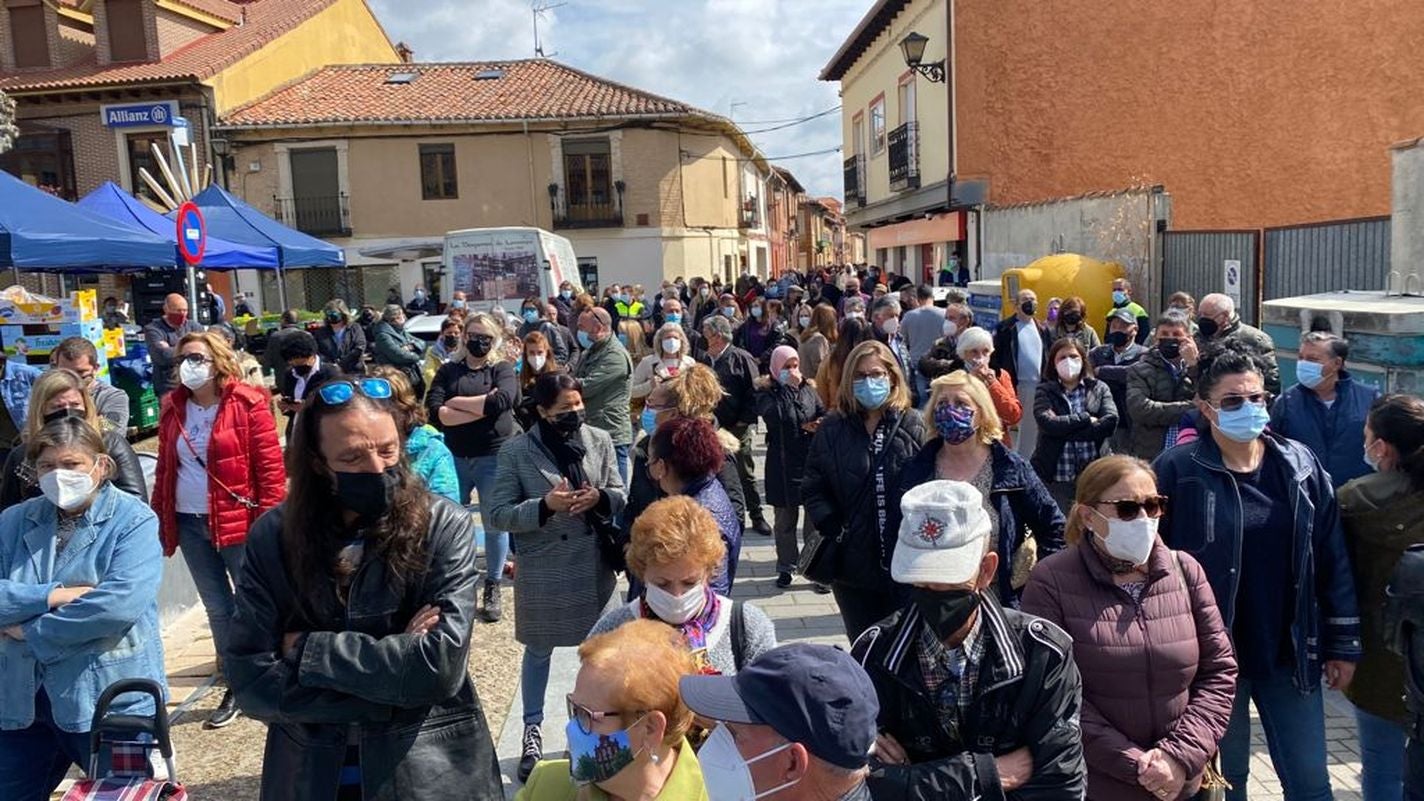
997,254,1126,331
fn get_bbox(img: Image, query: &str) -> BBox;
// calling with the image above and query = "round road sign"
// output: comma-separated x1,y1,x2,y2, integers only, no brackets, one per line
176,201,207,266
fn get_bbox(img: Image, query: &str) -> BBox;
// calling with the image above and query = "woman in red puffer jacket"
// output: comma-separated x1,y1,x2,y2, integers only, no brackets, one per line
152,330,286,728
1022,455,1236,801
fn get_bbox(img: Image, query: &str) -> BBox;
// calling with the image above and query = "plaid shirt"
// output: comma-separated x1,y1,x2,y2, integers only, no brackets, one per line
1054,383,1096,483
916,610,985,738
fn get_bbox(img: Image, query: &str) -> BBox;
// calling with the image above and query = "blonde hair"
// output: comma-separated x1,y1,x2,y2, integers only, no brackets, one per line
458,313,505,363
837,340,911,416
620,319,651,362
627,496,727,580
177,330,242,385
1066,455,1157,545
23,368,101,442
665,363,724,422
923,371,1003,445
577,619,697,748
653,322,689,359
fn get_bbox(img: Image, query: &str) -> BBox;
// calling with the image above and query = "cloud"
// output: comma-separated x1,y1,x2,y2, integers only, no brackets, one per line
366,0,870,199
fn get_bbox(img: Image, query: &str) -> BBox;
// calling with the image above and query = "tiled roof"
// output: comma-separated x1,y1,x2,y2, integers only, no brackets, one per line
0,0,337,93
220,60,708,127
819,0,912,82
167,0,245,24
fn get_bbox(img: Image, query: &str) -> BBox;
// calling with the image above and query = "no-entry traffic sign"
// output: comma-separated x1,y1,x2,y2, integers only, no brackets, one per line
176,201,206,266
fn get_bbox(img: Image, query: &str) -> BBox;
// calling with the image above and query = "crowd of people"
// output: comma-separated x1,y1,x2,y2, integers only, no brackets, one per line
0,265,1422,801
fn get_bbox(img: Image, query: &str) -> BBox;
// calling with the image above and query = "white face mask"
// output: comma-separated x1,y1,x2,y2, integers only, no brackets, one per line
1095,510,1158,565
1056,357,1083,381
798,316,811,328
643,582,705,624
661,338,682,355
39,463,100,511
179,359,212,390
880,317,900,336
699,723,799,801
527,354,546,372
943,319,959,338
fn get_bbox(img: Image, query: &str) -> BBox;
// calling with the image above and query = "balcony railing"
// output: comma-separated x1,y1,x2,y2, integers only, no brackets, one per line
739,200,760,229
843,154,866,206
275,194,351,237
888,121,920,192
554,199,624,230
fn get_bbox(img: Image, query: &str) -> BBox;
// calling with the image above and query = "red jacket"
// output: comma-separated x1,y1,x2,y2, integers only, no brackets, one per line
153,380,286,556
1021,539,1237,801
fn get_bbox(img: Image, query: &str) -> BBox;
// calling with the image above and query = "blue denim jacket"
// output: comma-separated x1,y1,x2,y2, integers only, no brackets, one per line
0,484,167,732
0,359,41,430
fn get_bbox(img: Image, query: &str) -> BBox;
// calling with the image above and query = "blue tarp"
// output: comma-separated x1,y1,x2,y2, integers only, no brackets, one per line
188,184,345,268
77,182,280,270
0,170,176,271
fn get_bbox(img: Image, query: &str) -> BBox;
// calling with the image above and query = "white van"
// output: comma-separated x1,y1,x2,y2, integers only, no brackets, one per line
442,227,582,313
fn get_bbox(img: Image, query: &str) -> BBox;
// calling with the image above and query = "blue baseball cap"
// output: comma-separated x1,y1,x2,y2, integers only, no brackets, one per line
679,643,879,770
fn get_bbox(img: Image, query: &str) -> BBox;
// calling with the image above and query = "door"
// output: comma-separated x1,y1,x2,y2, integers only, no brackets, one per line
289,148,342,235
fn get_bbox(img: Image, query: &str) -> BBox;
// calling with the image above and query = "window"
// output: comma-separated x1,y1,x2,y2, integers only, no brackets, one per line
106,0,149,62
562,138,615,221
126,132,168,203
851,113,865,156
419,143,458,200
898,76,917,125
869,96,886,154
7,0,49,68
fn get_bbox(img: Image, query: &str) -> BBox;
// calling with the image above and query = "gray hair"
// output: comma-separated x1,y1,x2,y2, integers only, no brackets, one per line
844,296,867,314
955,326,994,357
944,302,971,323
1301,330,1349,362
871,296,901,318
381,304,404,323
702,314,733,340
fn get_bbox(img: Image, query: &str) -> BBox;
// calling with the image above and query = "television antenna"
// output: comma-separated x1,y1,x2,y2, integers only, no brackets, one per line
533,1,565,58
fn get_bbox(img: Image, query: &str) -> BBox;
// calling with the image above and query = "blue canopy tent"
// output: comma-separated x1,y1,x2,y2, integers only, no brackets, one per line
188,184,345,309
0,170,176,273
77,182,280,270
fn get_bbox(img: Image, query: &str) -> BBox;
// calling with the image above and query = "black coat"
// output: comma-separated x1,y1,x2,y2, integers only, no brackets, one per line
753,380,823,507
0,428,148,511
1029,378,1118,483
313,323,367,374
918,336,964,380
226,498,501,801
991,317,1052,386
801,408,926,589
853,596,1086,801
701,345,760,430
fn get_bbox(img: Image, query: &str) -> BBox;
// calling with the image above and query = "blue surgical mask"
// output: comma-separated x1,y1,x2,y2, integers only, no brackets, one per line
522,309,539,323
853,376,891,410
1364,441,1382,472
566,718,641,786
1296,360,1325,389
617,333,630,347
641,407,659,437
561,289,573,300
778,368,793,385
1213,400,1270,443
665,312,682,325
577,330,594,349
1112,290,1128,305
721,306,737,318
451,299,466,310
750,306,763,319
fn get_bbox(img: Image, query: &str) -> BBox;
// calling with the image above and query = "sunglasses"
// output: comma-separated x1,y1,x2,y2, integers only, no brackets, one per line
1212,392,1270,412
567,695,632,736
1093,495,1168,520
316,377,393,406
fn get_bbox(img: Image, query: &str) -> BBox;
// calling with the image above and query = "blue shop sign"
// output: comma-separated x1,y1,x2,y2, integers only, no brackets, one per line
100,101,180,128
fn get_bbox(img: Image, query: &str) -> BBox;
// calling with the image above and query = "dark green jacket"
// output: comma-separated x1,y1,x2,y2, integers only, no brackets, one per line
1124,350,1195,461
572,335,633,446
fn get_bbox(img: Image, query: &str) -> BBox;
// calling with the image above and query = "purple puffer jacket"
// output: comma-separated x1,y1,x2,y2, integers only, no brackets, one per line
1022,538,1237,801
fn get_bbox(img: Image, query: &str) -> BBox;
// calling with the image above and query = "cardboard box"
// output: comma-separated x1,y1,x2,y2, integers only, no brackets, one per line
0,290,100,325
0,320,106,357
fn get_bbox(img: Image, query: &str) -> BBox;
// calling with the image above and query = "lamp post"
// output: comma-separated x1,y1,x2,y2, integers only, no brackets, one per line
899,32,945,83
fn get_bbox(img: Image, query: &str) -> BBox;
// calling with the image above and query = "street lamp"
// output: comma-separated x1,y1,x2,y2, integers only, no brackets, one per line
900,32,945,83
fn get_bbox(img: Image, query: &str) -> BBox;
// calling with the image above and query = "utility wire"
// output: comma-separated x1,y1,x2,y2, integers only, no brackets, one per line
729,106,843,126
680,145,842,164
738,106,843,135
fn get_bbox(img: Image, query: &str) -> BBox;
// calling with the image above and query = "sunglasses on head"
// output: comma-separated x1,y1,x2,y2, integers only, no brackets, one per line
1213,392,1270,412
1093,495,1168,520
316,377,393,406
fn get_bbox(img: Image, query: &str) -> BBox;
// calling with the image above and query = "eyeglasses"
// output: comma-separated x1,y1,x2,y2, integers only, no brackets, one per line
567,695,633,735
854,369,890,380
1093,495,1168,520
316,377,393,406
180,354,213,366
1212,392,1270,412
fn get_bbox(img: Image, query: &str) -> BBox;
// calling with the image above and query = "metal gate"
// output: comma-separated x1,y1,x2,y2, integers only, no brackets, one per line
1263,216,1391,301
1161,230,1260,324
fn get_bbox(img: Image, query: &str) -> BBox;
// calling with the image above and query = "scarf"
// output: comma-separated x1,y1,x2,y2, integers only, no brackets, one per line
640,585,722,652
536,418,588,486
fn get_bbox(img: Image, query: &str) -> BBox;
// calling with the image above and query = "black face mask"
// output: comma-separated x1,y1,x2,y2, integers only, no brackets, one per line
467,336,494,357
1020,301,1037,316
42,407,84,425
1062,312,1083,326
910,586,981,642
292,363,313,377
547,408,585,439
1158,339,1182,360
325,312,344,324
442,335,460,349
1197,316,1220,338
1106,330,1130,348
331,466,401,526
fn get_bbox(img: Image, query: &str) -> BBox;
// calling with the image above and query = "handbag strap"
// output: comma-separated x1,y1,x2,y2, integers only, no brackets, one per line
730,601,747,672
836,411,905,542
176,415,259,510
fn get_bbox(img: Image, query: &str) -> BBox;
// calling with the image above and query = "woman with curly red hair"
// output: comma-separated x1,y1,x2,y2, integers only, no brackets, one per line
646,416,743,594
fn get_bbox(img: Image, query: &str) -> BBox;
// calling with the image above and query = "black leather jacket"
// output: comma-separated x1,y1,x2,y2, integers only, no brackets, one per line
225,497,501,801
0,429,148,511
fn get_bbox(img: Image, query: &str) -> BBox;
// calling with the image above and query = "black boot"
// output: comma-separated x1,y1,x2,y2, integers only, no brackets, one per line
518,723,543,783
481,580,502,623
205,688,239,729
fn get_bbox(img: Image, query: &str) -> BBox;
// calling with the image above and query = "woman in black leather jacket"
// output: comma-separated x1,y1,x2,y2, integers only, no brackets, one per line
0,369,146,510
225,375,501,801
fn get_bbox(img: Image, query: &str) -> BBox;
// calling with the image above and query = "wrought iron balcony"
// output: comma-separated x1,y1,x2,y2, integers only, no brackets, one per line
888,122,920,192
275,194,351,237
740,199,760,229
554,200,624,229
843,154,866,206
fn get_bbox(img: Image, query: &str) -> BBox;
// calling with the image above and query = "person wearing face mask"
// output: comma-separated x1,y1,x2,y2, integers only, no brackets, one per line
372,304,428,397
0,417,167,801
153,330,285,730
754,346,825,589
680,642,880,801
422,316,464,390
1089,308,1150,454
1153,344,1360,801
838,277,872,317
1338,394,1424,801
1193,293,1279,395
733,296,778,365
489,372,626,782
644,416,744,595
1110,278,1152,344
101,294,130,328
1022,456,1238,801
843,294,868,322
632,323,695,412
519,620,708,800
992,289,1053,458
572,308,634,485
589,496,776,674
313,299,367,374
601,284,626,327
0,368,146,511
870,296,916,406
1050,296,1102,352
554,281,579,328
890,371,1062,606
517,331,563,431
658,296,706,362
917,302,974,379
852,480,1086,801
405,284,436,315
900,285,948,402
518,294,571,365
1125,315,1200,460
1032,339,1118,513
224,375,500,800
797,304,838,387
801,340,926,639
51,336,130,431
693,280,719,328
700,313,772,538
143,292,204,397
427,313,520,623
1269,330,1379,489
274,331,339,435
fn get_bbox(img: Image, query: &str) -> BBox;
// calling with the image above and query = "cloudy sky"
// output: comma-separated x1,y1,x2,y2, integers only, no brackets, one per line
367,0,871,199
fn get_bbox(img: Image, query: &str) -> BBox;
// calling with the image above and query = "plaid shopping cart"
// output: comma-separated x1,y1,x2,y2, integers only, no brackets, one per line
62,678,187,801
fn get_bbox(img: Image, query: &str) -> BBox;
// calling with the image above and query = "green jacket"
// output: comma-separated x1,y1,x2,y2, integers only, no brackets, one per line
1196,318,1280,395
573,334,634,446
1339,470,1424,724
1124,350,1195,461
372,320,426,368
516,739,707,801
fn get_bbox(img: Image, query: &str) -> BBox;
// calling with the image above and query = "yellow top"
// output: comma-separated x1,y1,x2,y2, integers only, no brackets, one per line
515,738,708,801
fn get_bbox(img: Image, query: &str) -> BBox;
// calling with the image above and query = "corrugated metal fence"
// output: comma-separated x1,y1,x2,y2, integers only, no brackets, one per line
1162,230,1260,324
1263,216,1391,301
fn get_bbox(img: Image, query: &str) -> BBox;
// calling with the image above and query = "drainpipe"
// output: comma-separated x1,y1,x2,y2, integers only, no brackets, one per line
946,0,958,207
